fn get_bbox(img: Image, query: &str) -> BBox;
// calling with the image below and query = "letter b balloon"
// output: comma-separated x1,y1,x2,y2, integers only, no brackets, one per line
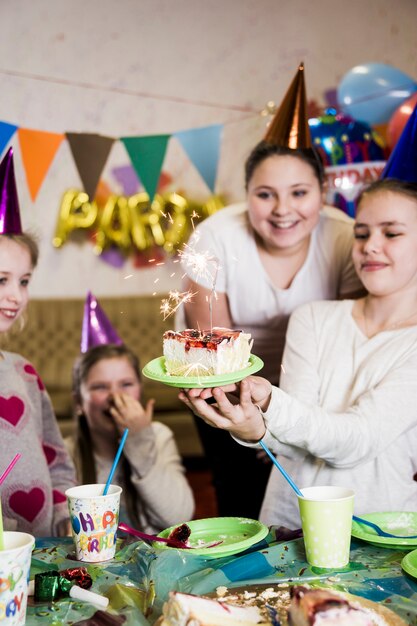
337,63,417,125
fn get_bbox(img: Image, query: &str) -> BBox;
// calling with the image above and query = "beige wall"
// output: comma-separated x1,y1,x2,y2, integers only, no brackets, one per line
0,0,415,298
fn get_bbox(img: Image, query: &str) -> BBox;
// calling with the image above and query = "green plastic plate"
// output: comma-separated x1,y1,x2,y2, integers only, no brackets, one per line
402,548,417,578
155,516,269,558
142,354,264,388
352,512,417,550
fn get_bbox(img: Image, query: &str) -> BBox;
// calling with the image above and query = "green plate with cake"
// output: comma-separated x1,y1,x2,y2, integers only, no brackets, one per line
143,327,264,388
155,516,269,558
142,354,264,388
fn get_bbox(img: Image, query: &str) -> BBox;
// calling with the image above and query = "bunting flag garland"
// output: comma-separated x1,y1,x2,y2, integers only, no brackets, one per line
174,124,223,192
121,134,171,202
66,133,115,200
0,118,224,204
0,122,18,156
18,128,65,200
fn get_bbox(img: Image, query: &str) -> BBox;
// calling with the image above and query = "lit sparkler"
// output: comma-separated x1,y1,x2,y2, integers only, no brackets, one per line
178,236,221,331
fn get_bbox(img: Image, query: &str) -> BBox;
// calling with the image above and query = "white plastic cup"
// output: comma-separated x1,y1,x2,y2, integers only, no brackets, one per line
0,531,35,625
65,484,122,562
298,486,355,568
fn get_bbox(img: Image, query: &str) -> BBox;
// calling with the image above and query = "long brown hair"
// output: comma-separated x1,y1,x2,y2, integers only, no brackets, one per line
72,343,142,527
356,179,417,211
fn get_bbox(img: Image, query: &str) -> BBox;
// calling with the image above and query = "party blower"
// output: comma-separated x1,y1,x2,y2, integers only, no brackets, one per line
29,569,108,608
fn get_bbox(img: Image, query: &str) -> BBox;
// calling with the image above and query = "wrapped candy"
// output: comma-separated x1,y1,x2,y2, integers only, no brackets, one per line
29,569,109,609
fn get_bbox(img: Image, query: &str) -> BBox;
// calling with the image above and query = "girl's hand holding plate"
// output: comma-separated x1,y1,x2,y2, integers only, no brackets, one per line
179,376,272,443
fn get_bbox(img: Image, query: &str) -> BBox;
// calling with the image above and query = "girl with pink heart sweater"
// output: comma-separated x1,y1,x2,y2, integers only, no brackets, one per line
0,233,76,536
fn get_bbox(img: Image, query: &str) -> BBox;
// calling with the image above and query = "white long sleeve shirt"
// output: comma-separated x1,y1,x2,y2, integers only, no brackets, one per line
257,300,417,528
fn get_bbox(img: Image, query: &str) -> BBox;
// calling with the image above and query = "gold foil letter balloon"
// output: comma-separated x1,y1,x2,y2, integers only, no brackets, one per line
93,195,132,254
128,192,165,251
53,190,98,248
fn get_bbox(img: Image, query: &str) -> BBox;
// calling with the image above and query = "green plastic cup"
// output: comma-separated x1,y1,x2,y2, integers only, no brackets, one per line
298,486,354,568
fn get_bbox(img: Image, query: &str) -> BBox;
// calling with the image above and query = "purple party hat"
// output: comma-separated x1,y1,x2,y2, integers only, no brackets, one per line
0,147,23,234
381,104,417,183
81,291,123,353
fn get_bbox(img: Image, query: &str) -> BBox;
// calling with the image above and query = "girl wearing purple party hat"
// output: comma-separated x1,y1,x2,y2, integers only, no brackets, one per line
68,293,194,534
0,147,76,537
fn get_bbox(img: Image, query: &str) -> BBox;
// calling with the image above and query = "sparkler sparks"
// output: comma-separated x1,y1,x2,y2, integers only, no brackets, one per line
160,290,196,320
178,237,219,285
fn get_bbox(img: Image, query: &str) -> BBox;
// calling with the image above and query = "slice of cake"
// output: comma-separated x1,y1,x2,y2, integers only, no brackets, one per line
287,586,388,626
159,591,267,626
163,327,252,376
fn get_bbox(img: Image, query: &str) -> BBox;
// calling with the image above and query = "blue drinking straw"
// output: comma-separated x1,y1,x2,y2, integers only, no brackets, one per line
259,440,303,497
103,428,129,495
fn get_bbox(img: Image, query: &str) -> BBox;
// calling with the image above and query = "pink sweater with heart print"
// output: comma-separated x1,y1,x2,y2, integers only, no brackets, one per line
0,351,77,536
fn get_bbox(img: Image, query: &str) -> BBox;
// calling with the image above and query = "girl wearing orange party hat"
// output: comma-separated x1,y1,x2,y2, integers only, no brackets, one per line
0,147,76,536
179,64,363,519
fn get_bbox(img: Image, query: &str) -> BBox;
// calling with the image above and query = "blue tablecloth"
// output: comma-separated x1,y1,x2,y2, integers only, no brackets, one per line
27,532,417,625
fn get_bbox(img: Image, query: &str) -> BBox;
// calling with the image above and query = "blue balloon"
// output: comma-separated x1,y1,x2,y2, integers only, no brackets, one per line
337,63,417,125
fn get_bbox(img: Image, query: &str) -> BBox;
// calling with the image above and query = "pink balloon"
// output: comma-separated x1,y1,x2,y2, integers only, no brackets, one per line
387,92,417,149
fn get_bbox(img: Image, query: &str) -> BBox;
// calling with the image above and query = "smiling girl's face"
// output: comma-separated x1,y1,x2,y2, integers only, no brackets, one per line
0,237,33,333
79,356,142,433
247,154,324,256
353,190,417,298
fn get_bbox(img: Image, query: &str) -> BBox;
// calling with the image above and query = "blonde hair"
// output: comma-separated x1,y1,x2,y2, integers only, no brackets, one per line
0,233,39,268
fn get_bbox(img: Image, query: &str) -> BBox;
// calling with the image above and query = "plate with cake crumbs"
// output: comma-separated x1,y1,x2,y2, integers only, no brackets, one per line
205,584,407,626
351,512,417,549
155,516,269,558
142,354,264,388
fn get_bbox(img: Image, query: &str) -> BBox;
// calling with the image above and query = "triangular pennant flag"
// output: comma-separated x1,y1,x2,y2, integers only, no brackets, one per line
121,135,170,202
0,122,18,156
18,128,64,201
174,125,223,193
66,133,115,200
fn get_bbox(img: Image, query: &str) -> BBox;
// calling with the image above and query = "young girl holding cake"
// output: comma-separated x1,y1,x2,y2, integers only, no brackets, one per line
179,64,362,518
0,148,76,536
69,293,194,534
179,159,417,527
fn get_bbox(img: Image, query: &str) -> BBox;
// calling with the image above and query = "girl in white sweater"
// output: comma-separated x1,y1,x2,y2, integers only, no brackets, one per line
71,343,194,533
179,179,417,527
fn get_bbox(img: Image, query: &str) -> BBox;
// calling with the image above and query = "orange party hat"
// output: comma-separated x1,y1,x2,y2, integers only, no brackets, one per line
264,63,312,149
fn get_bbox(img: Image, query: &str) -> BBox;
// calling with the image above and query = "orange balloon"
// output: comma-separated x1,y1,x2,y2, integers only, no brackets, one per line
387,92,417,149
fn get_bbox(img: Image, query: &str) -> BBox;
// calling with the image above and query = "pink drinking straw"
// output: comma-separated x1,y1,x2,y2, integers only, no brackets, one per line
0,453,22,485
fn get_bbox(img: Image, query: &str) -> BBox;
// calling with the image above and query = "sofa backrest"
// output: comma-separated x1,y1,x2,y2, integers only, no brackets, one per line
2,295,181,419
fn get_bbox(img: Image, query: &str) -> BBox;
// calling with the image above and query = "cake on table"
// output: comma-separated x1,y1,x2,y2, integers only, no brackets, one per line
157,586,402,626
159,591,267,626
163,327,252,377
287,586,389,626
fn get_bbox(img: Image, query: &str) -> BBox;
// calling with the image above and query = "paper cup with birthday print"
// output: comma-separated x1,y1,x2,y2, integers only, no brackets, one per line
298,486,354,568
65,484,122,562
0,531,35,626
